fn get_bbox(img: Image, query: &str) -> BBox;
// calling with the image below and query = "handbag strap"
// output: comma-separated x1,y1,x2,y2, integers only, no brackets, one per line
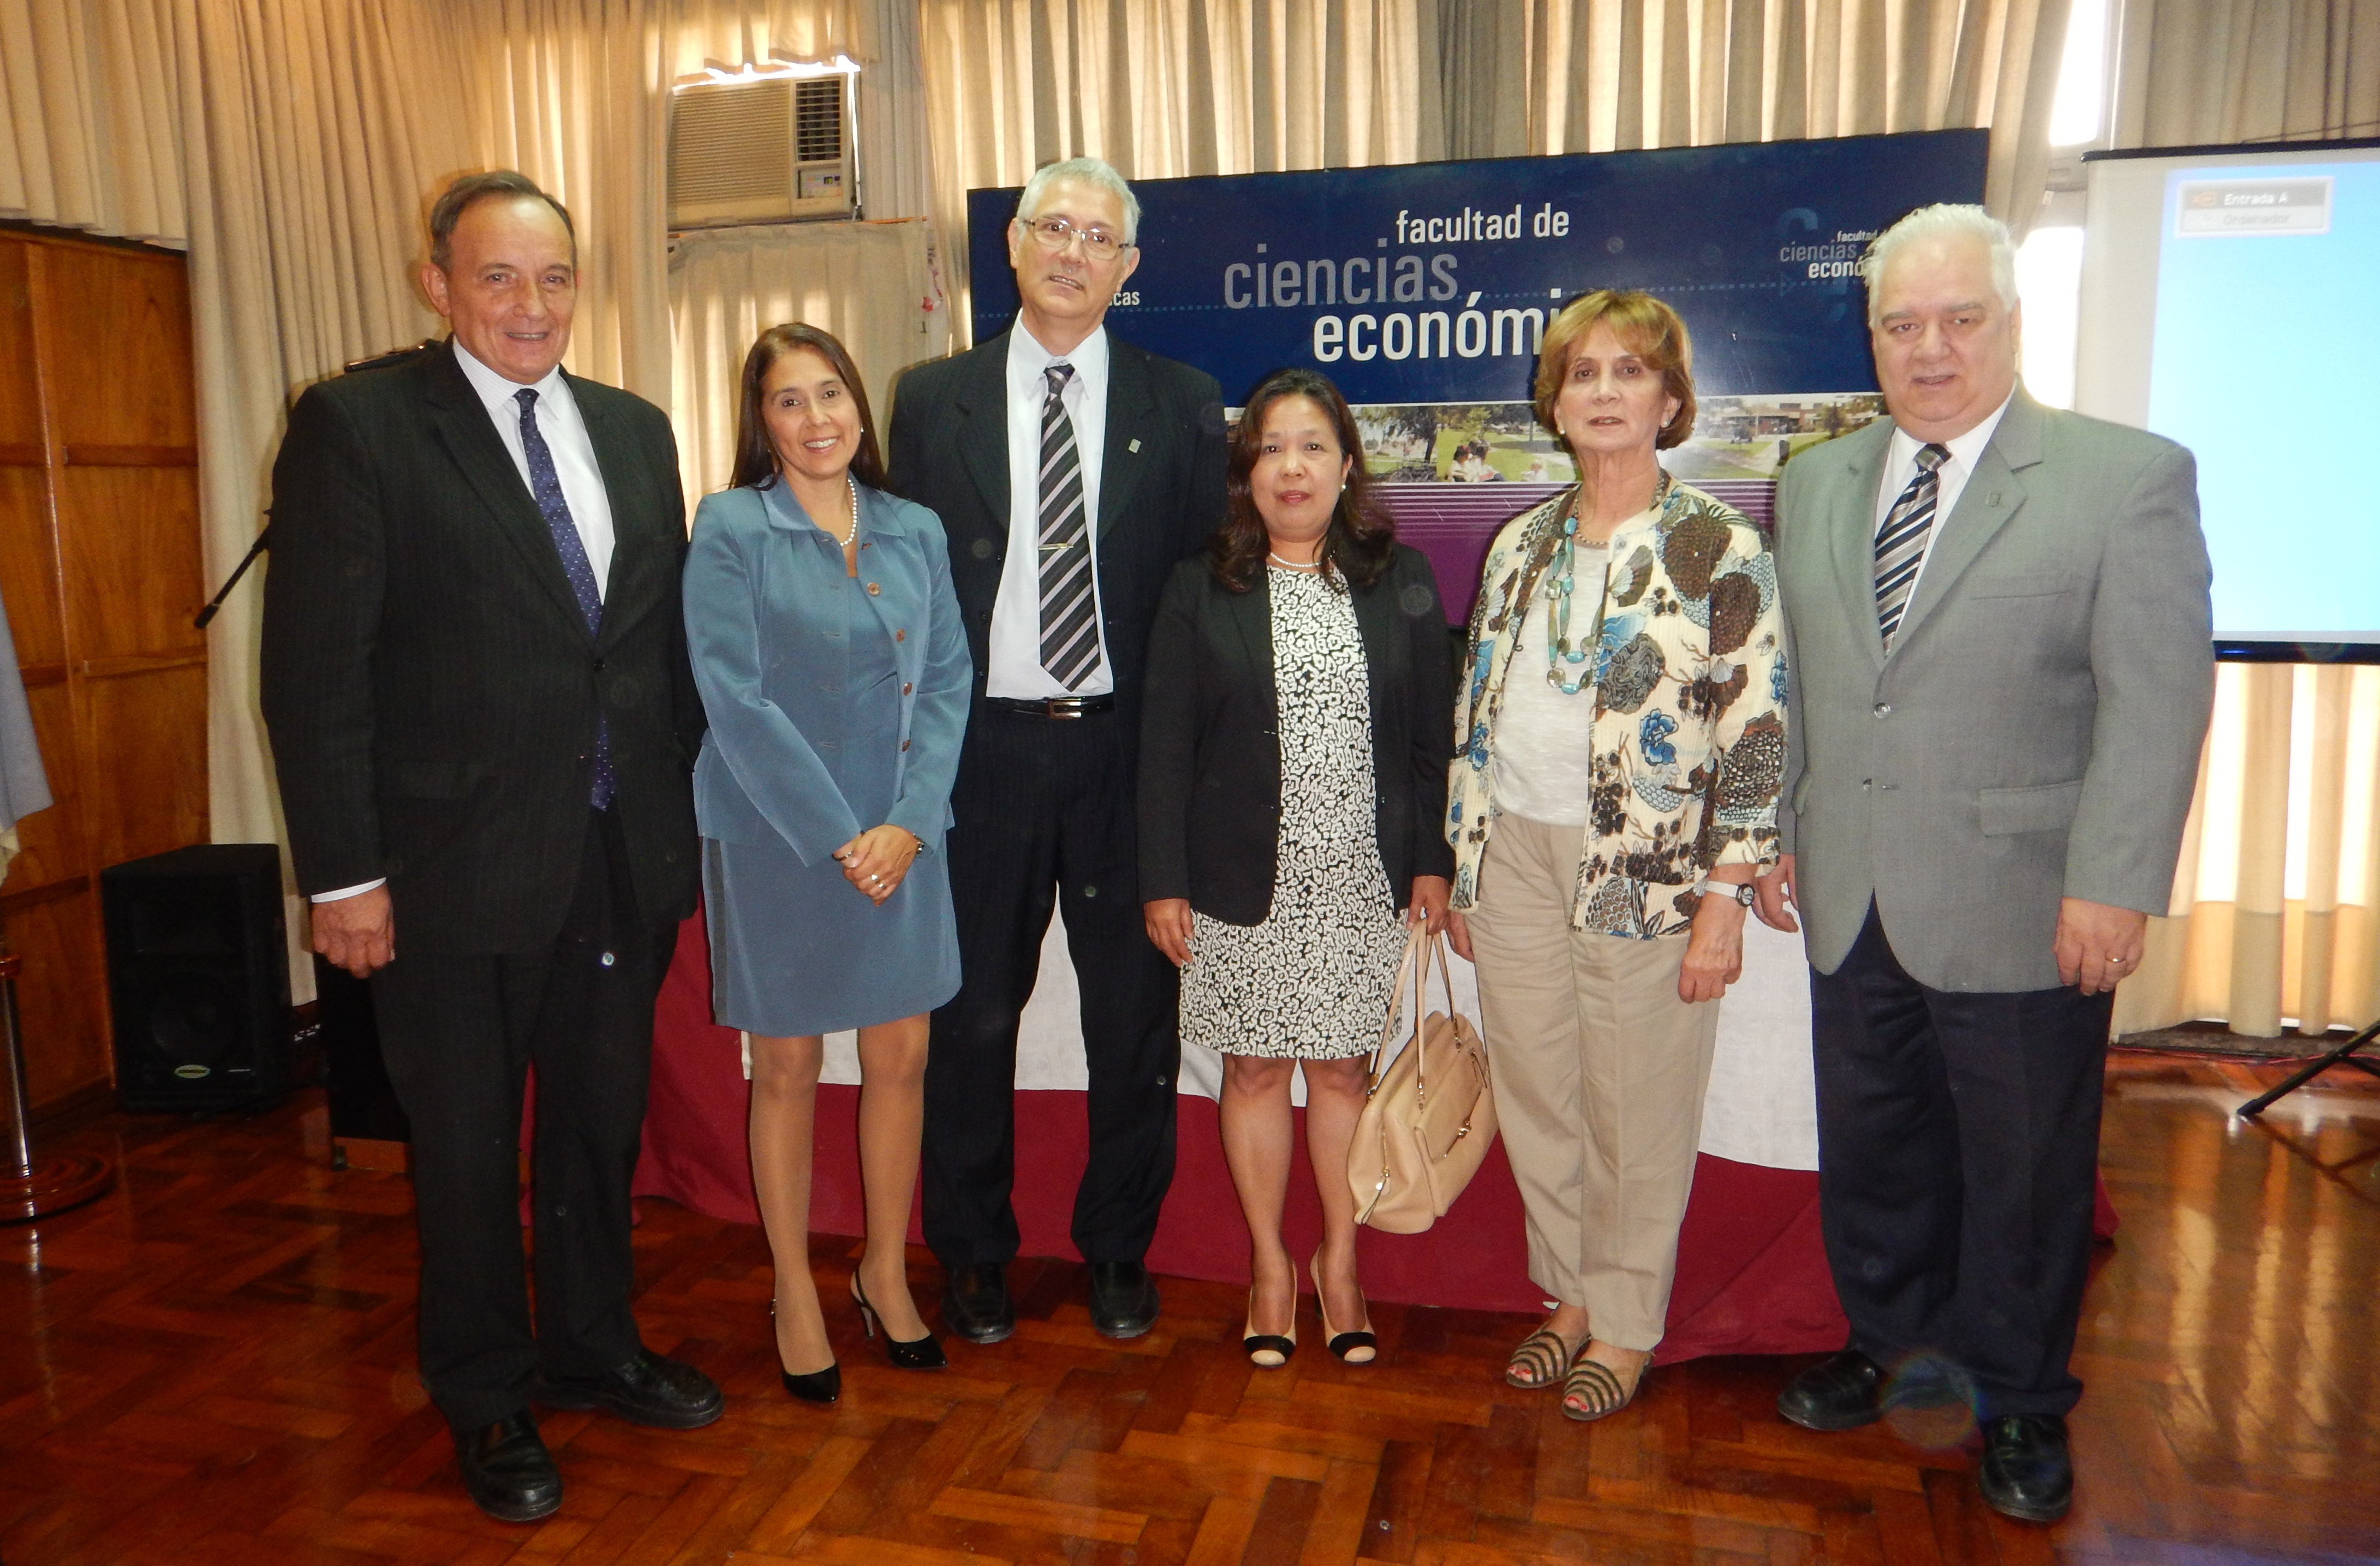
1366,924,1468,1103
1364,923,1431,1093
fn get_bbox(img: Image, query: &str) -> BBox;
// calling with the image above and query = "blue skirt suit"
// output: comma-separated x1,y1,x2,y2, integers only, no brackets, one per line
684,479,971,1036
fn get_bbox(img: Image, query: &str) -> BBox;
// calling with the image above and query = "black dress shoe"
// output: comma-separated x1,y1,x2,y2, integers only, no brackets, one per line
942,1263,1015,1344
536,1347,724,1429
1978,1414,2072,1522
1088,1260,1160,1339
454,1410,561,1523
1777,1349,1957,1432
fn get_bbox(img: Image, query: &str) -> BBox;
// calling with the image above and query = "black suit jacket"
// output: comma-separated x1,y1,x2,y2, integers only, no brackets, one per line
885,329,1227,720
259,342,703,953
1137,546,1457,925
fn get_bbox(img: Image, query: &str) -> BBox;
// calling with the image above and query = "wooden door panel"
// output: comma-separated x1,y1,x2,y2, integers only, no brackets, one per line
81,663,208,870
1,678,85,896
2,888,109,1112
0,464,63,666
0,242,37,458
56,466,206,661
38,246,196,452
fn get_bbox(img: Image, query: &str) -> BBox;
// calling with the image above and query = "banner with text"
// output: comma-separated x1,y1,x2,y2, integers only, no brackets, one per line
968,130,1988,616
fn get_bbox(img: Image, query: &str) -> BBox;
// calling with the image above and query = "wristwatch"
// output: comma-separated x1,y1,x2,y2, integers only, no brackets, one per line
1698,880,1757,907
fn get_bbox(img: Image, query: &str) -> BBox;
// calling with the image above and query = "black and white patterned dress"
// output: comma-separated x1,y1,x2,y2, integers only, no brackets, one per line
1179,565,1410,1060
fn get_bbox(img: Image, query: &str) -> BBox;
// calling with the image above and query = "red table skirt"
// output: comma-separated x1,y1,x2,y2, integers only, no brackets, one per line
635,911,2114,1365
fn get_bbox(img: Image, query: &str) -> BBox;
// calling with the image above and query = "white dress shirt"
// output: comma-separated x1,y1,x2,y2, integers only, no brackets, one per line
314,342,619,904
989,324,1114,697
452,341,617,599
1870,388,2015,605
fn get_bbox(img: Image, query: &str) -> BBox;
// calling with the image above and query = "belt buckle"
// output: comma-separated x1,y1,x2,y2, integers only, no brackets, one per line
1046,697,1084,720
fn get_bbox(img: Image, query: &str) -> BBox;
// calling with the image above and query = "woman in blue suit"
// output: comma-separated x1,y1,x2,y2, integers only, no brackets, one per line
684,323,970,1404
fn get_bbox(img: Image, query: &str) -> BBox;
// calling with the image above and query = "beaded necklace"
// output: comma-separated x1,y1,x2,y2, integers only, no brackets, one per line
1543,500,1612,694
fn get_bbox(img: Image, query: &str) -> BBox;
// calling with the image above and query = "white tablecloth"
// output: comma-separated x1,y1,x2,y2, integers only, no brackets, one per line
811,916,1818,1171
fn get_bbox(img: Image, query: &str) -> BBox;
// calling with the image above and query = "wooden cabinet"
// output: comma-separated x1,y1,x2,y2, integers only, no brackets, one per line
0,229,209,1115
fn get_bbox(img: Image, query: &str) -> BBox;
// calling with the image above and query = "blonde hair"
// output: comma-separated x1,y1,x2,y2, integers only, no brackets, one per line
1532,291,1697,451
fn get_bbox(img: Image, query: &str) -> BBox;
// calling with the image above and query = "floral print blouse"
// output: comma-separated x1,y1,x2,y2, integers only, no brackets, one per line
1447,474,1787,938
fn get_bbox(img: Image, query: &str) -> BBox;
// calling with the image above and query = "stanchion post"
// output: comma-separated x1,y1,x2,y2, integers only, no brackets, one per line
0,950,115,1223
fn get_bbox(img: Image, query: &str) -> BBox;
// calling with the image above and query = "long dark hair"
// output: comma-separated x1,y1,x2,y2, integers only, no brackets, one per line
1211,367,1394,593
729,323,888,491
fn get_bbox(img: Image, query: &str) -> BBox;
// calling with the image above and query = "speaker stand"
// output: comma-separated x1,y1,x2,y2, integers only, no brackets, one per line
0,952,113,1224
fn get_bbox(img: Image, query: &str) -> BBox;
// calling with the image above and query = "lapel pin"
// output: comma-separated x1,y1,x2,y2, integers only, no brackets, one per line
1128,438,1142,453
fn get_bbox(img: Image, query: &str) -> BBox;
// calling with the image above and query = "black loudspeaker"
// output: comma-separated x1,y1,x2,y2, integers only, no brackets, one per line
100,844,294,1113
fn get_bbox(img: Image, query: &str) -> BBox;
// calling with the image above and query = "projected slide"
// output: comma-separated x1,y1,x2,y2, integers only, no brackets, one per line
2152,163,2379,644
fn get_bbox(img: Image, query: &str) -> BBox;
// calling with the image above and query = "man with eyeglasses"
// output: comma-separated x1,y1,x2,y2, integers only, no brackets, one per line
890,156,1227,1344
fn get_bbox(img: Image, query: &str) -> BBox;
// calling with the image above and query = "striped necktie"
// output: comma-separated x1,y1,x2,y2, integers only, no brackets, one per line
1035,363,1100,689
516,387,613,808
1874,441,1950,651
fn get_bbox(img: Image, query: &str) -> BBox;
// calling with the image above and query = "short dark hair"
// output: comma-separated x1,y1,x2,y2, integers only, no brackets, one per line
1210,367,1394,594
730,323,888,493
428,171,576,272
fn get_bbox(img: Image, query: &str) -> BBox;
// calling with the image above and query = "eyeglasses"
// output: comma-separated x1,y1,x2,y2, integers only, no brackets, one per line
1022,216,1130,262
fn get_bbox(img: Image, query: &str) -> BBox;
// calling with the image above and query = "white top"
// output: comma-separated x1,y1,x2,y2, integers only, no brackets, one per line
990,324,1114,697
1870,388,2014,605
1491,539,1612,827
314,342,620,905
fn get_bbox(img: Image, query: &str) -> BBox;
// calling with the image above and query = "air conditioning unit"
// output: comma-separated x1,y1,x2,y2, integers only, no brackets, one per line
669,71,857,228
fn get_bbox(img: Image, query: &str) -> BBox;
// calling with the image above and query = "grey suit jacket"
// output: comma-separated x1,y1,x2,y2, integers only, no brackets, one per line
1774,388,2214,992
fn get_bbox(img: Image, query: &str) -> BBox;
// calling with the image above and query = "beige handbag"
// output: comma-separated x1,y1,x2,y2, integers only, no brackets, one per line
1347,926,1499,1233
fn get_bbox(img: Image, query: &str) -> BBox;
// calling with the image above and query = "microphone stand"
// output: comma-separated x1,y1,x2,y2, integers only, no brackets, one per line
194,518,269,631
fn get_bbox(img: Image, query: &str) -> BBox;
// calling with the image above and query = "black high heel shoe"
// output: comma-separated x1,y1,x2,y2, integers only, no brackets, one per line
851,1271,947,1370
771,1298,840,1404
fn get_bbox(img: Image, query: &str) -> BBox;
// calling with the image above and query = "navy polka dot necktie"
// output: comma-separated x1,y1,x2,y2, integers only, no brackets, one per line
516,387,613,809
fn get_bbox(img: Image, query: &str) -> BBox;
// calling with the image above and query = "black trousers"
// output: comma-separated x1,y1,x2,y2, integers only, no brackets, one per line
1809,904,2113,1419
923,705,1180,1268
372,808,678,1430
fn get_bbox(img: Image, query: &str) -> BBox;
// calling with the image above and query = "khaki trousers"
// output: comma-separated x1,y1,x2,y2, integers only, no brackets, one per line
1466,813,1721,1351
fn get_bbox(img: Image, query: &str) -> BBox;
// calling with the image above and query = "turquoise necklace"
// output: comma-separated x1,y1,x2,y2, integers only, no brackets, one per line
1543,497,1611,694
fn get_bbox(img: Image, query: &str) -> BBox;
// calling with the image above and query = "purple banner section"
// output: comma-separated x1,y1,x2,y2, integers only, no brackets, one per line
1385,478,1777,625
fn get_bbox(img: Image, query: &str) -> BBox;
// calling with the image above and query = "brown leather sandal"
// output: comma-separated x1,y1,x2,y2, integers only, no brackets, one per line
1562,1344,1648,1421
1505,1325,1575,1390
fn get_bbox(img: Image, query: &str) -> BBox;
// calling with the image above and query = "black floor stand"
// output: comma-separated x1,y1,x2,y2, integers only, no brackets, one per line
2236,1017,2380,1117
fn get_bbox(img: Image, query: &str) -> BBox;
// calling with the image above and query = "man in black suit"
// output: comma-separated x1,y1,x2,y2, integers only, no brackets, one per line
260,172,720,1523
888,156,1226,1343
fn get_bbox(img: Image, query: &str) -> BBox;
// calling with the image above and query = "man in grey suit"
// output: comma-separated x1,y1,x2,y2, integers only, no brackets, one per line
1755,204,2212,1523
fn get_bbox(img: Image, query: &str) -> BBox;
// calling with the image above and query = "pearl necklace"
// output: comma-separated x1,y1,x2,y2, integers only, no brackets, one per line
1267,549,1322,571
830,474,860,548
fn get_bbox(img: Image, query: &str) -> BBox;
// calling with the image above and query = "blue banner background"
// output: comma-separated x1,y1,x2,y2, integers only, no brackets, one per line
968,130,1988,405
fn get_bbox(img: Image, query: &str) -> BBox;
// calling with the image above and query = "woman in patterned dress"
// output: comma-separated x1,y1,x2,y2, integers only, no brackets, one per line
1445,291,1787,1421
1138,368,1455,1369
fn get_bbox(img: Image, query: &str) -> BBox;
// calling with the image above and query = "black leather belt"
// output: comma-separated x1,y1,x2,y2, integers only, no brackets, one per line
986,694,1116,719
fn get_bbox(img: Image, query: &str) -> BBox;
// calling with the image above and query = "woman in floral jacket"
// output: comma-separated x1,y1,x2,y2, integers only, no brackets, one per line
1445,290,1786,1421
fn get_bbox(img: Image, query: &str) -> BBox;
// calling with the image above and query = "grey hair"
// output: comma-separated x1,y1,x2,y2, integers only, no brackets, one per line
1016,156,1142,247
1859,204,2017,324
429,170,576,273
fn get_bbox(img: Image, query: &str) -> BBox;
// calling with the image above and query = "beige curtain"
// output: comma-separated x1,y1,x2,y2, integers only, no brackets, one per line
2116,666,2380,1041
456,1,875,406
0,0,187,243
1440,0,2073,228
916,0,1446,328
2112,0,2379,149
668,217,952,505
2101,0,2380,1042
177,0,476,891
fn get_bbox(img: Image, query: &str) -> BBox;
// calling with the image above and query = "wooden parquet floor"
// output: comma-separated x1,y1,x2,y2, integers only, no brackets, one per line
7,1051,2380,1565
